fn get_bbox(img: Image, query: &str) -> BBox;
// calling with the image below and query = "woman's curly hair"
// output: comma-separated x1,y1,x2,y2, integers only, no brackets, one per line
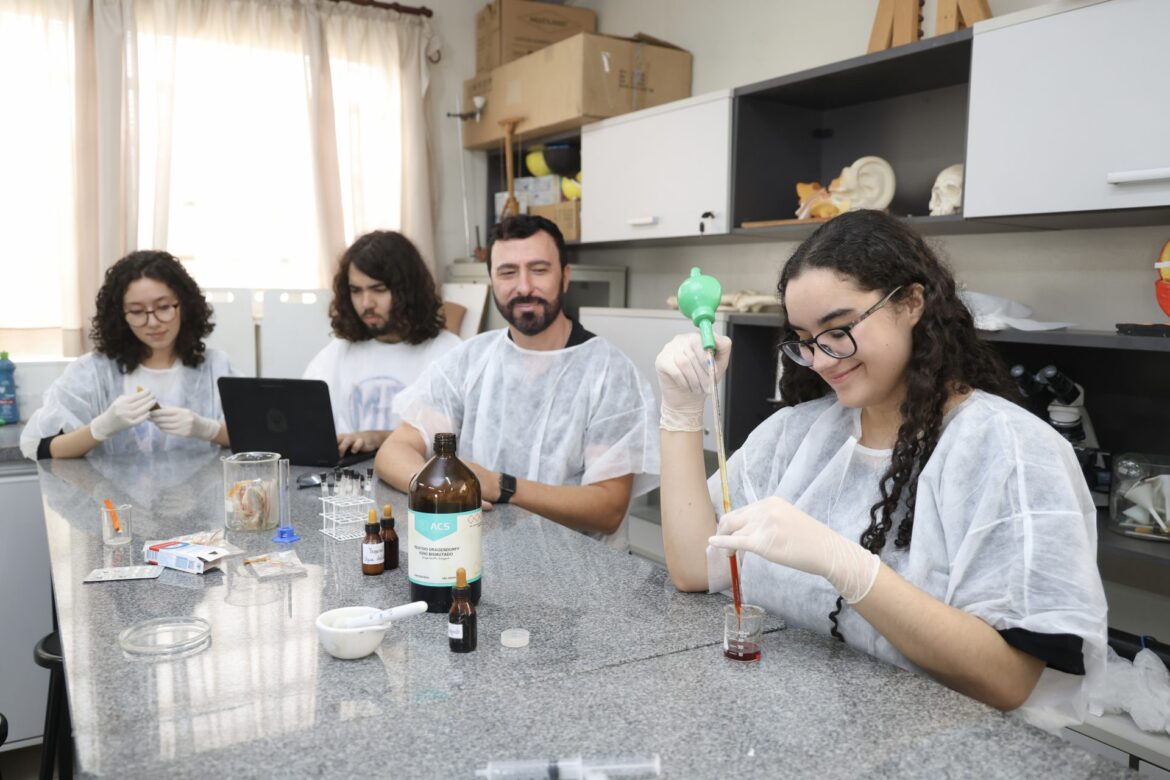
776,210,1018,641
329,231,444,344
91,250,213,373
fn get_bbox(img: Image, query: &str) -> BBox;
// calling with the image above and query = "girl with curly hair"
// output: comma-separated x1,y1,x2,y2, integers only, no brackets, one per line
21,250,235,459
655,210,1106,730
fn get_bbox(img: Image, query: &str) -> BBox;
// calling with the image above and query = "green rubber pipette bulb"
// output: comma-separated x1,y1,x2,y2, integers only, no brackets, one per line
677,267,722,352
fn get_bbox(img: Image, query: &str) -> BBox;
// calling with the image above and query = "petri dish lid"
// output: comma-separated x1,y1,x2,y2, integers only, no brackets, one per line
119,616,211,657
500,628,530,648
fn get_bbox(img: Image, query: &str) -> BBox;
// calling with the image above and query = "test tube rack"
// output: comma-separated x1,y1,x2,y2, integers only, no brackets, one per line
318,495,375,541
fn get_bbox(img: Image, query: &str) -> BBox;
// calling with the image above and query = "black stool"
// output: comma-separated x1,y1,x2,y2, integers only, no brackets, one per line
0,710,8,780
33,633,72,780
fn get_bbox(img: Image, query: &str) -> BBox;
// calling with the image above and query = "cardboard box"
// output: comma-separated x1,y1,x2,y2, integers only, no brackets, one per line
515,175,562,206
144,539,232,574
476,0,597,74
494,191,531,221
530,200,580,242
463,33,692,150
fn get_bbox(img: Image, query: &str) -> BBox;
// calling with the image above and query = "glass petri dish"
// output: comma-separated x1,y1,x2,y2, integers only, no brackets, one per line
119,616,211,657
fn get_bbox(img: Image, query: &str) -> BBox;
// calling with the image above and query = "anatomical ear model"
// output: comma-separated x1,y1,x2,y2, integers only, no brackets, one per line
795,156,897,219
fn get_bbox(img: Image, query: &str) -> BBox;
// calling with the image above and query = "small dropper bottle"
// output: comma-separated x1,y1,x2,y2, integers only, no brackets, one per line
361,508,384,575
381,504,398,571
448,567,477,653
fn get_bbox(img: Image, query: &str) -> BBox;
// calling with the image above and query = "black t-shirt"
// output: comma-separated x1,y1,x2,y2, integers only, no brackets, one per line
505,318,596,349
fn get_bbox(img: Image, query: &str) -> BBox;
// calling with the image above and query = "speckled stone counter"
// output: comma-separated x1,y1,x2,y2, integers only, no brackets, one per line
38,451,1130,779
0,422,26,464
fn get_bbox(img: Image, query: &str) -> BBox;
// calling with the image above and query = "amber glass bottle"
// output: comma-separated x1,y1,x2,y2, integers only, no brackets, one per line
448,567,477,653
361,508,384,575
381,504,399,571
408,433,482,612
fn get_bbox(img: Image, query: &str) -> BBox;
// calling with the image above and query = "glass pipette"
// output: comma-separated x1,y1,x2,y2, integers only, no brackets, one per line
707,350,743,616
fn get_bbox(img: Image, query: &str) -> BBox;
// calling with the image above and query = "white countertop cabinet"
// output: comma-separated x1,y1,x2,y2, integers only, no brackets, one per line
964,0,1170,218
580,90,732,243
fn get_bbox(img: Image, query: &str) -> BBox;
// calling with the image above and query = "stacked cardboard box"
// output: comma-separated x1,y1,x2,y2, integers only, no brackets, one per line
463,32,692,150
476,0,597,73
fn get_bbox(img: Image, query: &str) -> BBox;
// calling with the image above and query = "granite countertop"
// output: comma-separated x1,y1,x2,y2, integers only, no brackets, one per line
0,422,26,464
36,451,1131,779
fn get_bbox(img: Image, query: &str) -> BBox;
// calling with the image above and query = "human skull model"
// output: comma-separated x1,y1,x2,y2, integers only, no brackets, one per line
929,164,964,216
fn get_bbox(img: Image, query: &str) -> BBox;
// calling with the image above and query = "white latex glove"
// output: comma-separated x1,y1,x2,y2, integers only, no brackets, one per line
653,332,731,432
90,389,156,441
709,496,881,605
149,406,221,441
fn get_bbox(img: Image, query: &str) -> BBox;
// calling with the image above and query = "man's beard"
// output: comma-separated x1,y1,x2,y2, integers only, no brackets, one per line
360,310,395,338
493,288,565,336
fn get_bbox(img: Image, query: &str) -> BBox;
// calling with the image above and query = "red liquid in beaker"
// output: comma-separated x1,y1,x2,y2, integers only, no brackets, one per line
724,641,761,662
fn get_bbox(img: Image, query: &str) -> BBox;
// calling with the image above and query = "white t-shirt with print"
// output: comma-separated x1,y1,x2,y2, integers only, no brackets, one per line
302,332,461,434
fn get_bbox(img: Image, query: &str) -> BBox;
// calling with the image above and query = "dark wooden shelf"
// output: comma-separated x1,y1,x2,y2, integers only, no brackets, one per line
734,29,973,108
979,329,1170,353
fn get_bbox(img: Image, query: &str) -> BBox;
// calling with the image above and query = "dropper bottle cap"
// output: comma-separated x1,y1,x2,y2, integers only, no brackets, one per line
453,567,468,594
366,508,379,530
381,504,394,527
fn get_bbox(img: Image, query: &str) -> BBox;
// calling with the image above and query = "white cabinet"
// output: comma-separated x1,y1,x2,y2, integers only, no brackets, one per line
578,307,727,453
0,467,52,751
965,0,1170,218
581,91,731,242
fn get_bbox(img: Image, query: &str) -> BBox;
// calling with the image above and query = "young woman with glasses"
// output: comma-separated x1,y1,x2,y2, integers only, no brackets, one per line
21,251,235,459
655,210,1105,730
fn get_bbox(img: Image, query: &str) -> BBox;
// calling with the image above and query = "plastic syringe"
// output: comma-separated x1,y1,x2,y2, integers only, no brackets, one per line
475,754,661,779
340,600,428,629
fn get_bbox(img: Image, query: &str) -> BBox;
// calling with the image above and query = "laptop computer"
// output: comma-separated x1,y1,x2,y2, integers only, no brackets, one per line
218,377,372,468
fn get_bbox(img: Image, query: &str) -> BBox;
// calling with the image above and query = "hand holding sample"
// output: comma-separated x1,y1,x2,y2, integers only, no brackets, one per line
709,496,881,605
90,389,156,441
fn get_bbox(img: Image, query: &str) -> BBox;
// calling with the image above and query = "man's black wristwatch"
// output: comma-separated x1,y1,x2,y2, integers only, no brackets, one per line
497,472,517,504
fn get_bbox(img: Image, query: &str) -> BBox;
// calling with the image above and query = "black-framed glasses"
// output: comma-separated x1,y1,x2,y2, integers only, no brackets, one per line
779,286,903,367
124,301,180,327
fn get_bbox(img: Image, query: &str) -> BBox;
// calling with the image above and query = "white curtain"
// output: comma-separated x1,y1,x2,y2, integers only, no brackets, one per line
318,2,438,274
0,0,437,355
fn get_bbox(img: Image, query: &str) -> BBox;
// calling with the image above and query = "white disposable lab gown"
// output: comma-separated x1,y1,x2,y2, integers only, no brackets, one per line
302,333,461,434
393,329,660,549
21,350,235,459
707,390,1107,732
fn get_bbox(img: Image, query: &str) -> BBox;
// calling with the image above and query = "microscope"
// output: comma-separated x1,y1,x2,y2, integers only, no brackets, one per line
1011,364,1110,505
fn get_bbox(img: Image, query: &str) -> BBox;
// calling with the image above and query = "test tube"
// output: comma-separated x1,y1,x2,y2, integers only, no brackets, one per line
365,468,374,497
319,472,328,497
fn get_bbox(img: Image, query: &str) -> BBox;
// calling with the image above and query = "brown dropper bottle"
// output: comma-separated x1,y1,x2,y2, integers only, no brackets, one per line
381,504,398,571
448,567,477,653
361,508,384,575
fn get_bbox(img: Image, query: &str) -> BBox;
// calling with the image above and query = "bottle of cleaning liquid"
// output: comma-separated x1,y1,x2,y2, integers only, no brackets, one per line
0,351,18,425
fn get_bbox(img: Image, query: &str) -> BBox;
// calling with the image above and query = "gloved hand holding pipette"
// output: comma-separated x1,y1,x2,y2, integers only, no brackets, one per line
709,496,882,605
654,333,731,432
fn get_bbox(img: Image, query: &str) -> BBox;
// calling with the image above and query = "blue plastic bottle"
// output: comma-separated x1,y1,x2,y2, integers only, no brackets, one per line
0,351,19,425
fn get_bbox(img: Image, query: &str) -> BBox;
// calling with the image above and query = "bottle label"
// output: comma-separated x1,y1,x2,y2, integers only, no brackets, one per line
362,543,385,565
407,508,482,587
448,622,464,640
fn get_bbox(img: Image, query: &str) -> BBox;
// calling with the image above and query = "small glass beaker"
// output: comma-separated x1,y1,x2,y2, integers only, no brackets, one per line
1110,452,1170,542
724,604,764,662
102,503,132,546
222,452,280,531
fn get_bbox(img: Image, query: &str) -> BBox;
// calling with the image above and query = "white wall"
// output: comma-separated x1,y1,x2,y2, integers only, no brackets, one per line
427,1,1167,330
427,0,489,277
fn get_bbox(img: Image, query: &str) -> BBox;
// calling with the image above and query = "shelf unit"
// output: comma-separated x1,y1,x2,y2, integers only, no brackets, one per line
731,29,974,230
